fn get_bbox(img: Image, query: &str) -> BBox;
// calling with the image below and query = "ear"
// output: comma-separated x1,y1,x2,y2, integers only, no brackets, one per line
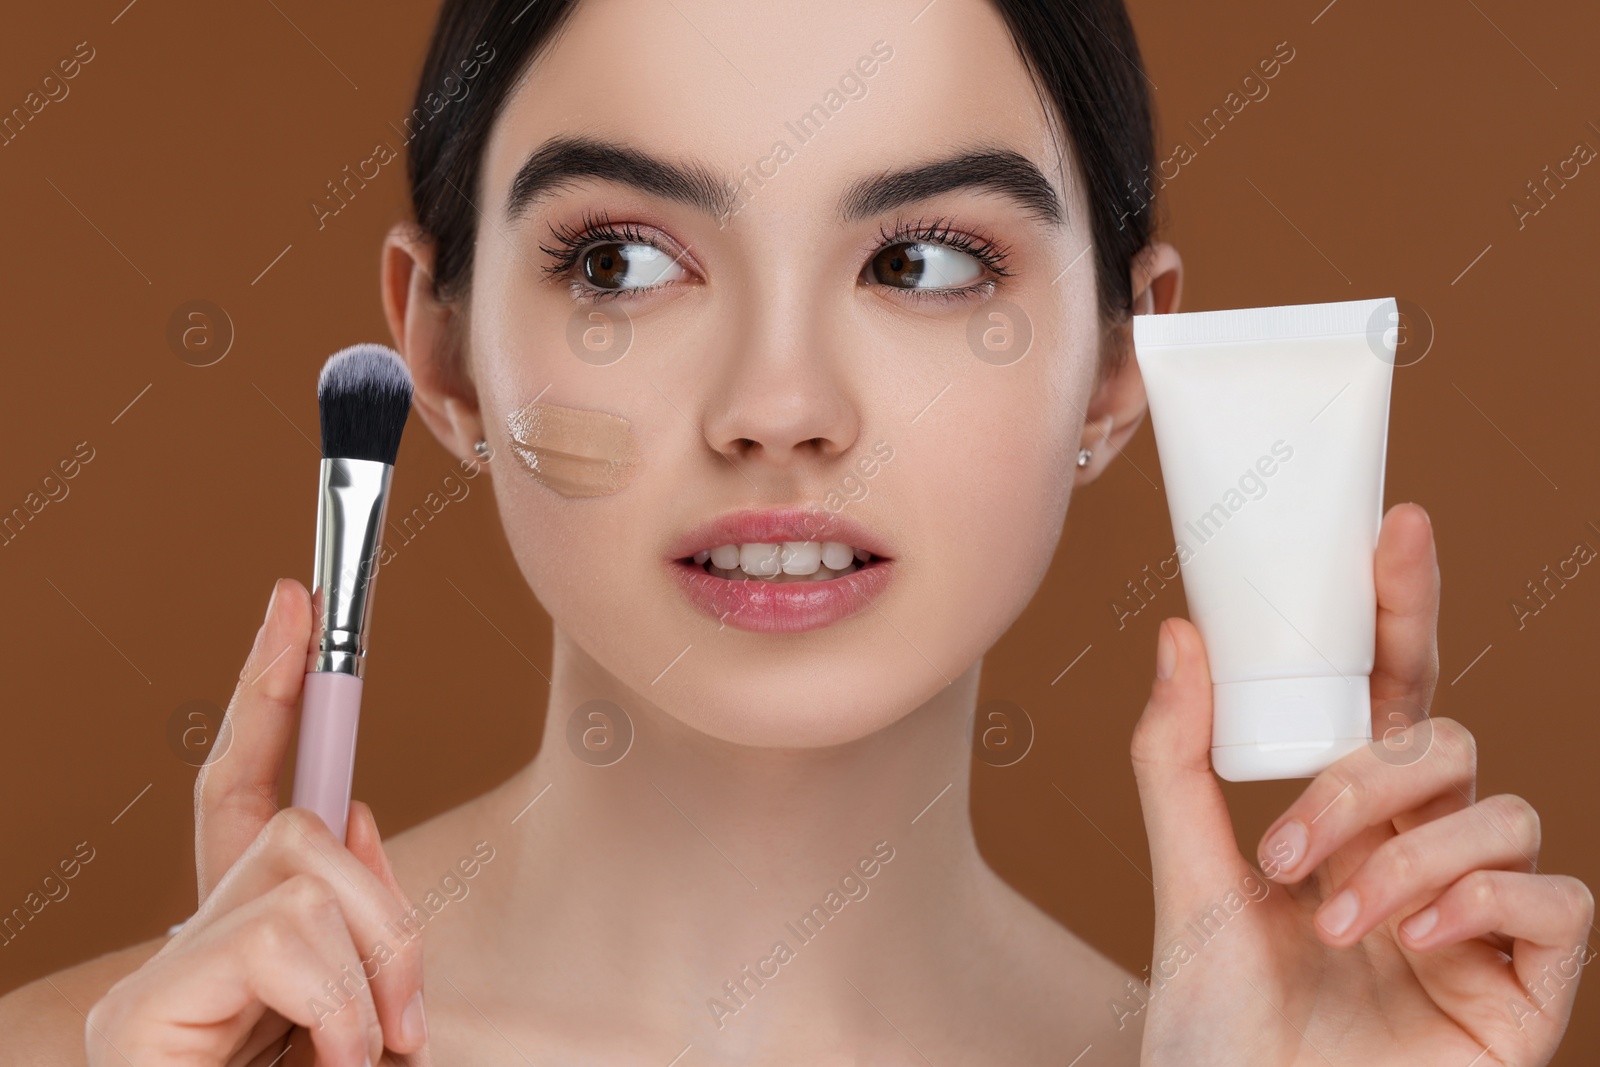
1075,240,1184,487
380,220,483,466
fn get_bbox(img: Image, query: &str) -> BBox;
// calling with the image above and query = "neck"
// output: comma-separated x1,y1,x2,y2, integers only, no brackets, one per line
469,624,988,1055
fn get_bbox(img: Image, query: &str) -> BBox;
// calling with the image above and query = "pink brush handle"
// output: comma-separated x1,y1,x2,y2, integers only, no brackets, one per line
290,671,364,843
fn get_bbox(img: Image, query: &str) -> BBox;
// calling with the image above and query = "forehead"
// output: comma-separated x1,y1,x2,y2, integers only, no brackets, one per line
480,0,1076,222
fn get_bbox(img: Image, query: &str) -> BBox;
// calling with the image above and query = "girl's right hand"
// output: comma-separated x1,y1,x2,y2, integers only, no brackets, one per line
85,578,431,1067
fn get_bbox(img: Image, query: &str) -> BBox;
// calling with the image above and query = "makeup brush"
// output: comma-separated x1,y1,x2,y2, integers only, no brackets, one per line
289,343,413,843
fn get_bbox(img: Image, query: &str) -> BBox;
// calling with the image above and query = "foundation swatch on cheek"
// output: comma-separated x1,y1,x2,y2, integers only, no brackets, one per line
505,399,639,497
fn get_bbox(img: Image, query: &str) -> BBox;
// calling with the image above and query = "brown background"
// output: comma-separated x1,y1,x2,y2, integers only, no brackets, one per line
2,0,1596,1058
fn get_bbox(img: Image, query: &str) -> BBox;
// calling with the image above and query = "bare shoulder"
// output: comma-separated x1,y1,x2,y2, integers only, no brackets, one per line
375,787,504,896
967,865,1146,1065
0,933,170,1066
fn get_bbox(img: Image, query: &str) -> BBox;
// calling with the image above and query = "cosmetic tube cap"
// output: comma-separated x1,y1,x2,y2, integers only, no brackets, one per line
1210,675,1372,782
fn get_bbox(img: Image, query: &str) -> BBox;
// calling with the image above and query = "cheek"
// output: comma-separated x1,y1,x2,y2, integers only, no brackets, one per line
889,375,1075,694
488,433,652,607
482,391,698,698
485,467,576,608
919,404,1072,628
918,323,1088,642
955,322,1083,529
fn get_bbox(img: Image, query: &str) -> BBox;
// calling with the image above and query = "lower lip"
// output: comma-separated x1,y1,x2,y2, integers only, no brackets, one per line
668,557,895,633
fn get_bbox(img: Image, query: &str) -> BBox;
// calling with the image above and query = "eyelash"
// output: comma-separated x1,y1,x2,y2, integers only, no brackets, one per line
869,214,1015,305
537,209,1015,303
538,210,671,302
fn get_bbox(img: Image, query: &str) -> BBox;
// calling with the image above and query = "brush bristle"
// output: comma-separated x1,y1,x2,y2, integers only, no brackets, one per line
317,344,414,464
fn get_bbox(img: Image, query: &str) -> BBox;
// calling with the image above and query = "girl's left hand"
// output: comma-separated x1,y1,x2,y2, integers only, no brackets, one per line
1129,502,1594,1065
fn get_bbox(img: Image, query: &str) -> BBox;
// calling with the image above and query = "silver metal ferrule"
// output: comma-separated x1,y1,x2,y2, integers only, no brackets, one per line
307,457,395,677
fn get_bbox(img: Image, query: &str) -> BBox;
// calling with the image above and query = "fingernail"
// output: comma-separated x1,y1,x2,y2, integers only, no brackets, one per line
1259,819,1307,879
1317,888,1359,938
1155,621,1176,681
262,579,282,628
1400,905,1438,943
402,990,428,1046
251,580,282,654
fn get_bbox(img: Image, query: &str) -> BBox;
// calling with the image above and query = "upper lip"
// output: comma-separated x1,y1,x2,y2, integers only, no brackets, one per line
667,506,894,562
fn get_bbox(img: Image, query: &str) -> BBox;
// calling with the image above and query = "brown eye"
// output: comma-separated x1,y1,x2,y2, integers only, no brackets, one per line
865,241,983,290
580,241,684,290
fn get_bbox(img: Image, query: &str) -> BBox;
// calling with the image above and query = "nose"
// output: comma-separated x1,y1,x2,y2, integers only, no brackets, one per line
700,300,861,471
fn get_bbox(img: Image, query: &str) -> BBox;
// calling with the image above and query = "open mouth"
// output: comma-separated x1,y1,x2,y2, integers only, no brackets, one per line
678,540,882,582
665,509,896,632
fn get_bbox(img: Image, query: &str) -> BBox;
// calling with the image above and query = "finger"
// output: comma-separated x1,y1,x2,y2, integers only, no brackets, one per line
1131,617,1249,900
1309,793,1540,946
89,874,384,1067
1256,716,1476,884
1397,870,1595,1026
197,806,430,1056
348,799,430,1052
347,801,411,913
1370,502,1440,718
195,578,317,901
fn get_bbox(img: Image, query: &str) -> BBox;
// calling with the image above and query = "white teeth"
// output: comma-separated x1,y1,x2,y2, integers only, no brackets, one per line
739,543,782,576
697,540,876,581
780,541,823,575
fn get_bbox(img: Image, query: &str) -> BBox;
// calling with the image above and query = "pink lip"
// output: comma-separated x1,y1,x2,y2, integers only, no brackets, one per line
665,506,894,563
665,507,896,634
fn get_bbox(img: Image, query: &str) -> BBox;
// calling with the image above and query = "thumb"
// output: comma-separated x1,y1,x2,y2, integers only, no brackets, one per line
1131,617,1248,901
195,578,315,902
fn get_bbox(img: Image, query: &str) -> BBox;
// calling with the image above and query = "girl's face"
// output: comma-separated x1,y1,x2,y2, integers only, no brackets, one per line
441,0,1122,747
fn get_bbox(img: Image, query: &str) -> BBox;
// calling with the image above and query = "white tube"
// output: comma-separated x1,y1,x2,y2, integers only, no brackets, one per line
1132,297,1397,782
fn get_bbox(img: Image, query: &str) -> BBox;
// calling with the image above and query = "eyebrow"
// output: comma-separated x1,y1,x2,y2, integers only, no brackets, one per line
838,148,1065,227
504,135,735,223
502,134,1066,228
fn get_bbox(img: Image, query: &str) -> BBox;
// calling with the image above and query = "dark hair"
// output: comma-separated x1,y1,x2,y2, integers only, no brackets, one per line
406,0,1158,365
